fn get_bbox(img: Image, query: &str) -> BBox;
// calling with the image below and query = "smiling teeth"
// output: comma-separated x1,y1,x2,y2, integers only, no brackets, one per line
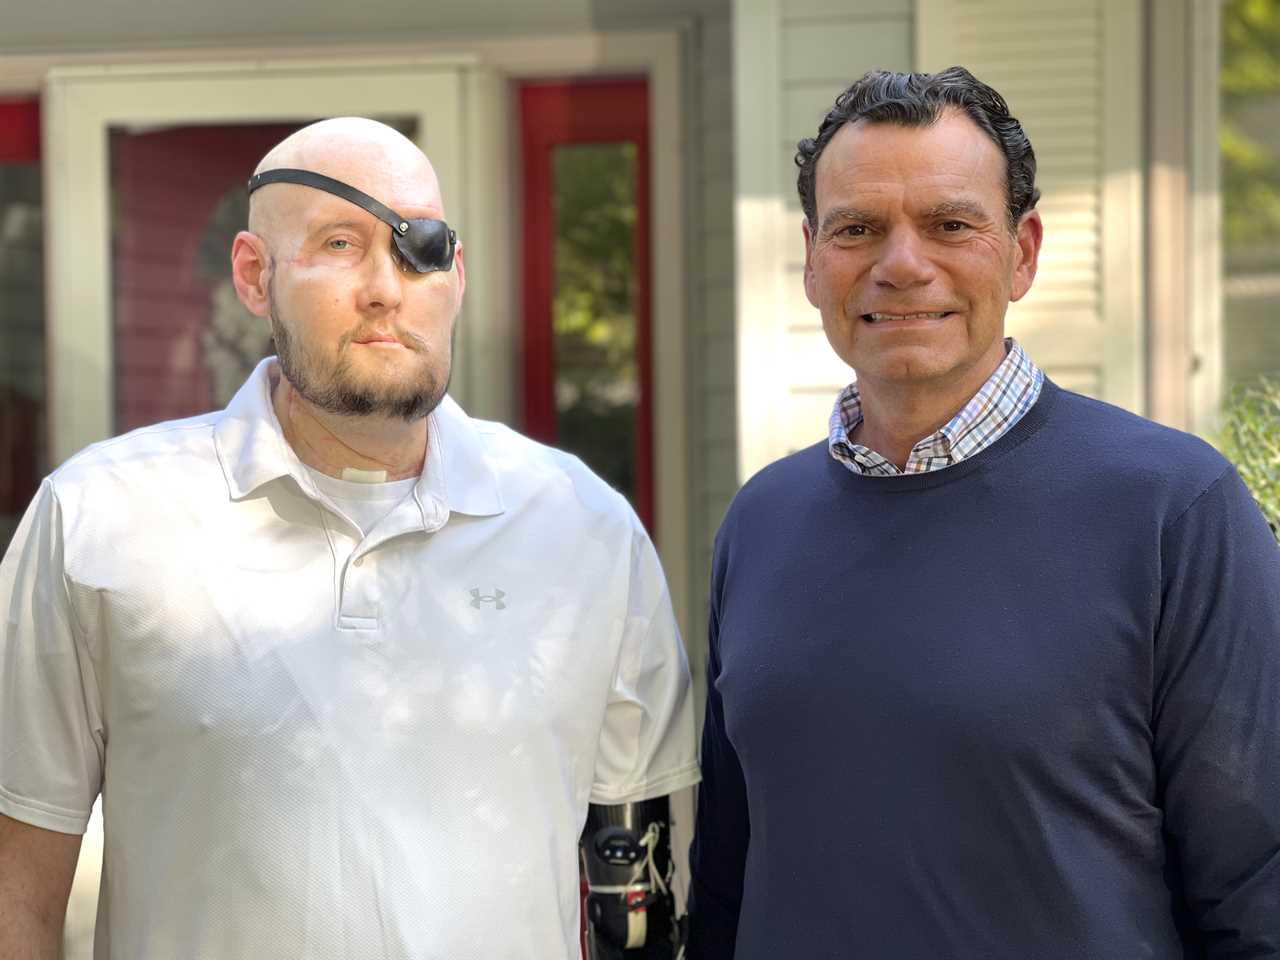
866,311,949,322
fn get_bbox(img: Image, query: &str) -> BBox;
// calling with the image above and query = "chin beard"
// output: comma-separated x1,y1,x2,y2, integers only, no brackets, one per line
270,313,450,422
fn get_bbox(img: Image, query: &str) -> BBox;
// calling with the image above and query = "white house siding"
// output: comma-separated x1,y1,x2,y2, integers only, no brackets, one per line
780,0,916,453
733,0,915,478
688,10,738,707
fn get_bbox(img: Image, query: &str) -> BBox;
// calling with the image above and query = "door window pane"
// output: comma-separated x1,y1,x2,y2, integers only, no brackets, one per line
551,143,641,503
519,79,652,530
0,134,44,552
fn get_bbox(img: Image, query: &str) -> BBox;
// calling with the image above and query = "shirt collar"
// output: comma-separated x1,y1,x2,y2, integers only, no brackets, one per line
421,392,505,517
828,338,1042,476
213,358,504,517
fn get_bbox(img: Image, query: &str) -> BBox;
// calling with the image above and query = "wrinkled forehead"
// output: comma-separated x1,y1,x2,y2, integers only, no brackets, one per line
814,112,1006,208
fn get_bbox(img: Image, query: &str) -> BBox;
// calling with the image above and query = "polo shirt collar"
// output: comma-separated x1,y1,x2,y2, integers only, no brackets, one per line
423,393,505,517
213,358,504,518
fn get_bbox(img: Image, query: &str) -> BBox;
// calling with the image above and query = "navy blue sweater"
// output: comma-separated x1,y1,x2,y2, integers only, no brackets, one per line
687,381,1280,959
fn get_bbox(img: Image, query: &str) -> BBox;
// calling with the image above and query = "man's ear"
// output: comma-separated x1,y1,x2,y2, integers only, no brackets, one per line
231,231,272,318
452,239,466,308
802,218,819,309
1009,209,1043,303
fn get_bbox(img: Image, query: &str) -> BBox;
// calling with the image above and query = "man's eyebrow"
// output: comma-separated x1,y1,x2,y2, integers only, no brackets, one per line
306,218,366,236
920,200,991,221
819,207,883,235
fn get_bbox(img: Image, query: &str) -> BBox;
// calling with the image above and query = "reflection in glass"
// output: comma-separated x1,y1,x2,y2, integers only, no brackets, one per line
551,143,640,503
0,162,44,552
1221,0,1280,396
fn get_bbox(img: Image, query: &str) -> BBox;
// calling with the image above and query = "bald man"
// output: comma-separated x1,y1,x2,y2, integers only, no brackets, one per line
0,118,699,960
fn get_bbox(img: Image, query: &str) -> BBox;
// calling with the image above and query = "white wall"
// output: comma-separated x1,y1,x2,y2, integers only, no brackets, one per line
779,0,916,453
686,11,737,708
734,0,914,479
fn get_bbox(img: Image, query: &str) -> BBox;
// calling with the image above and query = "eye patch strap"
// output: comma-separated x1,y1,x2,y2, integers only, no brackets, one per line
247,168,416,236
247,168,456,273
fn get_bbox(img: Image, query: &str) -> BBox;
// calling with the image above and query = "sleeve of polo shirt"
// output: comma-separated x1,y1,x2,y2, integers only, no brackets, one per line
1153,466,1280,955
0,480,104,835
589,517,700,804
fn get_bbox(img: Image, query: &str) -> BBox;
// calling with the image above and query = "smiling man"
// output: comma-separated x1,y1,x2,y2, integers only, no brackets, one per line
687,68,1280,958
0,118,698,959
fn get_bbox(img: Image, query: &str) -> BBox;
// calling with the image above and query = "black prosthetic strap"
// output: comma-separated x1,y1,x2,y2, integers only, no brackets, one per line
582,798,679,959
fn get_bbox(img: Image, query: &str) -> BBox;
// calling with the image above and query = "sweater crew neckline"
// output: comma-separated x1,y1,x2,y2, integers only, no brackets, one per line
828,378,1063,492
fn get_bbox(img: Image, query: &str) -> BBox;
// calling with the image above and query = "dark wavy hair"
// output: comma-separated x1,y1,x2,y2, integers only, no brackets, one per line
795,66,1040,232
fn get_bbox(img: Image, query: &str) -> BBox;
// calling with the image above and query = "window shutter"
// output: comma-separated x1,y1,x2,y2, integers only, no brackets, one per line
917,0,1146,410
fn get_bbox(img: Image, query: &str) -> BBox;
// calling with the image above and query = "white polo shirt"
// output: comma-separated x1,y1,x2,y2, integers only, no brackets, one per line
0,359,699,960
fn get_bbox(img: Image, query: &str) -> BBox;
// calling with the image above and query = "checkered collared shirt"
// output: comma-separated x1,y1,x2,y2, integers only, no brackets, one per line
828,338,1043,477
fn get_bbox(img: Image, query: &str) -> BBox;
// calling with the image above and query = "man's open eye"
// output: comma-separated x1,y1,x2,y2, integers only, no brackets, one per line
940,221,968,233
837,224,867,238
327,238,352,251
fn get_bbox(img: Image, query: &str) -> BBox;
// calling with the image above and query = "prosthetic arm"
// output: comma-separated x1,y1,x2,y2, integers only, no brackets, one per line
580,797,681,959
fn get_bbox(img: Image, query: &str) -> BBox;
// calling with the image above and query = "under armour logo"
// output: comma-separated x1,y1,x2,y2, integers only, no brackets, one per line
470,588,506,610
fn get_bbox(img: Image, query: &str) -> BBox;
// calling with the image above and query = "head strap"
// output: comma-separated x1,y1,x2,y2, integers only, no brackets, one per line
248,168,413,234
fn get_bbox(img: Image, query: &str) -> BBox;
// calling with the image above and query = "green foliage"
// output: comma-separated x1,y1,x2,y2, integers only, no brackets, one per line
1221,0,1280,248
1222,0,1280,93
1218,376,1280,534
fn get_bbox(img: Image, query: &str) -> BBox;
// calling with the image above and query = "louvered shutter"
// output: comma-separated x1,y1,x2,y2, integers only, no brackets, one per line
917,0,1146,410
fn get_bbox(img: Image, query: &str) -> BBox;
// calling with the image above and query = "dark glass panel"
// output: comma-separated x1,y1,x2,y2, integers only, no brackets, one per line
0,162,44,552
550,142,639,502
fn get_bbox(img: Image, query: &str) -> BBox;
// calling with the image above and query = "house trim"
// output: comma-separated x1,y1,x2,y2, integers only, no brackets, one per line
1189,0,1225,436
1147,0,1193,430
732,0,786,482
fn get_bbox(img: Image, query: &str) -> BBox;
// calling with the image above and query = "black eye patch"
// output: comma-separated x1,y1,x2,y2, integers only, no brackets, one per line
246,168,457,274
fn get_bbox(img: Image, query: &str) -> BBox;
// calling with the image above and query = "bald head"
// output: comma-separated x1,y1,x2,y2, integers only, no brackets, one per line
248,118,444,246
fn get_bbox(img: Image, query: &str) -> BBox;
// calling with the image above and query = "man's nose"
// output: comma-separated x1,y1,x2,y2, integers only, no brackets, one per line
357,236,405,313
870,227,935,289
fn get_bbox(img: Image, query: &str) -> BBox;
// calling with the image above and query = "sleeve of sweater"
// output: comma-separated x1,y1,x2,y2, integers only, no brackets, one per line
1153,465,1280,956
685,533,750,959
